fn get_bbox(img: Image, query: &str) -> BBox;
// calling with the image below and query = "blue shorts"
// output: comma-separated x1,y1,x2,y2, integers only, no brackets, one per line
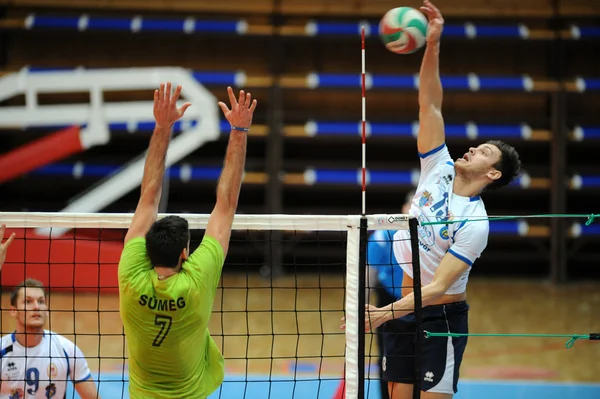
381,301,469,394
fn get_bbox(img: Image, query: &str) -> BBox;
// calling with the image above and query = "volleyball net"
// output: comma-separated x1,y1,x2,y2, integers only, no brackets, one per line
0,212,422,399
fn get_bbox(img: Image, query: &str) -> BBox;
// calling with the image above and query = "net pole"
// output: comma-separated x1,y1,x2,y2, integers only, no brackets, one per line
409,217,423,399
345,221,361,398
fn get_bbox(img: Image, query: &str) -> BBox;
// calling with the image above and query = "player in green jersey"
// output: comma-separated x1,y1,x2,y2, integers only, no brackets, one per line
118,82,257,398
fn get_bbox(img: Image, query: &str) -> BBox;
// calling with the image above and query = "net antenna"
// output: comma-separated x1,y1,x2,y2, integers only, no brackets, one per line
361,26,367,216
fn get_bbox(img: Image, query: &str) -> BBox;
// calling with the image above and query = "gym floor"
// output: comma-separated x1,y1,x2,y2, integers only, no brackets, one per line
2,275,599,398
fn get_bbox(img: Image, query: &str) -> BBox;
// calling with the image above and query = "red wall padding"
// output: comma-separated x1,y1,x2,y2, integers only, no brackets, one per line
2,227,124,293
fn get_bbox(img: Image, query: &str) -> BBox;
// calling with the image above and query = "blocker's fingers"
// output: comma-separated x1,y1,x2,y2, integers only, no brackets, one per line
178,102,192,116
227,86,237,106
249,99,258,113
165,82,172,101
218,101,230,115
171,85,183,103
159,84,165,103
4,232,15,247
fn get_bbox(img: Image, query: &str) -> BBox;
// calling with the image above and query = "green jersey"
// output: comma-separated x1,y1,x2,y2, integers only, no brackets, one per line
118,235,225,399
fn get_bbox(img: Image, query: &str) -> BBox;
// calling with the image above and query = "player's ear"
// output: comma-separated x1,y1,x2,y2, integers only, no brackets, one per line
487,168,501,181
180,247,188,262
183,238,191,261
9,306,17,318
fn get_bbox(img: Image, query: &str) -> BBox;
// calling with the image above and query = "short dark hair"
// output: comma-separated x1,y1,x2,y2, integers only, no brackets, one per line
10,279,46,307
145,215,190,268
485,140,521,190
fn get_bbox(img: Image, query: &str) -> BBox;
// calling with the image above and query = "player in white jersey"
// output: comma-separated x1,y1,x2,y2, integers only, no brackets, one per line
363,2,522,398
1,278,101,399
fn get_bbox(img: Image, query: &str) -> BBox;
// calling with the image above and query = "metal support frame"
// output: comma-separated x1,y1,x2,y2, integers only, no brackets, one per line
549,8,568,284
263,0,285,277
549,90,567,284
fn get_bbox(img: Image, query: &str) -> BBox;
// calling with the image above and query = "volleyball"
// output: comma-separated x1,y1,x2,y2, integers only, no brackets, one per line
379,7,428,54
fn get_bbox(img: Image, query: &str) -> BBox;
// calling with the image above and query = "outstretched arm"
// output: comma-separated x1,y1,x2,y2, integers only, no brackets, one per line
340,252,468,332
204,86,257,256
417,0,446,155
124,83,191,244
359,221,489,332
364,253,469,331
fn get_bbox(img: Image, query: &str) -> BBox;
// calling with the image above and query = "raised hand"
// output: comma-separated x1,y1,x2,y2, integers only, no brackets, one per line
218,86,257,130
420,0,444,44
0,224,16,271
153,82,192,129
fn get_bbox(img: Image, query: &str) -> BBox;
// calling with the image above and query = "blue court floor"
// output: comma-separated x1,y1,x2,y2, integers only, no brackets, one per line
67,373,600,399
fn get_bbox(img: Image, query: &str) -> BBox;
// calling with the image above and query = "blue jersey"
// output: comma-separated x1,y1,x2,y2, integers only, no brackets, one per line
367,230,403,299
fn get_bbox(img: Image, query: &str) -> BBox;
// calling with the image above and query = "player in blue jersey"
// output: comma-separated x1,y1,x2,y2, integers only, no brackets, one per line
366,192,412,399
362,2,522,398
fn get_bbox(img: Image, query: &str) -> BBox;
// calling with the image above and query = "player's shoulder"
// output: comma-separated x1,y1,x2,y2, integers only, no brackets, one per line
420,146,455,180
122,236,148,255
468,195,488,215
419,142,451,160
201,234,225,256
46,331,75,348
421,142,453,163
462,198,489,232
186,234,225,266
0,332,15,350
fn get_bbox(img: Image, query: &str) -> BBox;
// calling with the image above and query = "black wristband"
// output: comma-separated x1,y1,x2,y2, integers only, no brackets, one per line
231,126,250,132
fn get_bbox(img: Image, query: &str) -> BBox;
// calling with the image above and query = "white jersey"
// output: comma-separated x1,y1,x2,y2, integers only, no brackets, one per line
0,330,92,399
393,143,489,295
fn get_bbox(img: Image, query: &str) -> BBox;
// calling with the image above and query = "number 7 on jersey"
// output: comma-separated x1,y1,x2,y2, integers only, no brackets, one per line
153,315,172,347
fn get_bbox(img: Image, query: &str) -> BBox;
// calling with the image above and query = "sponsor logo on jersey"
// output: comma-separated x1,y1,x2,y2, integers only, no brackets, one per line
438,210,455,241
438,174,452,185
48,363,58,379
46,383,57,398
9,388,24,399
419,190,434,207
424,371,435,382
439,226,449,240
6,361,20,379
416,213,435,248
